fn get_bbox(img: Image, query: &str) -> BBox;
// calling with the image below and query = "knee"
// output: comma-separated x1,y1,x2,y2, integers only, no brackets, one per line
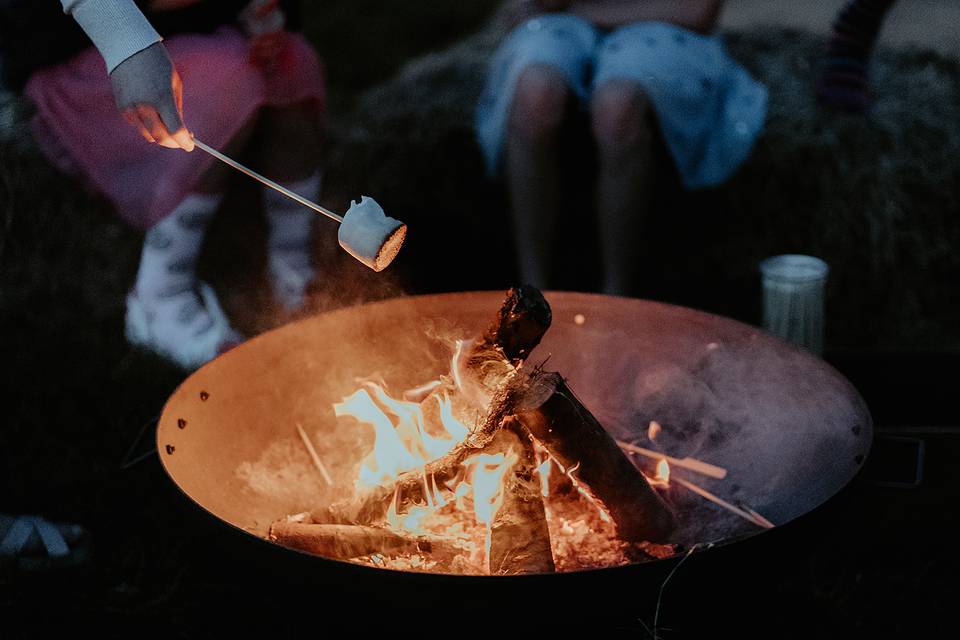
508,65,570,141
179,35,254,81
176,38,263,105
591,82,653,153
279,34,324,75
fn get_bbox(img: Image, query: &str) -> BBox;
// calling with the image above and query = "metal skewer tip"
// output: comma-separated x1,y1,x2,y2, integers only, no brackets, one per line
194,138,407,271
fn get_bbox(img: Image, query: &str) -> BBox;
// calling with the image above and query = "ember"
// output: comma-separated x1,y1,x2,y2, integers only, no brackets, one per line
265,286,773,574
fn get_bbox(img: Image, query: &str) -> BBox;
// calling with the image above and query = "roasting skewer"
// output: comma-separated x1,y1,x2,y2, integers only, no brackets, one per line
194,139,407,271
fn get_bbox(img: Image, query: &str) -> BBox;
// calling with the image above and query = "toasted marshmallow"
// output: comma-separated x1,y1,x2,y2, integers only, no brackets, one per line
337,196,407,272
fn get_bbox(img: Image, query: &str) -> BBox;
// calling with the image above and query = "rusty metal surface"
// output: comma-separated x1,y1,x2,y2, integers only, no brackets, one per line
157,292,872,565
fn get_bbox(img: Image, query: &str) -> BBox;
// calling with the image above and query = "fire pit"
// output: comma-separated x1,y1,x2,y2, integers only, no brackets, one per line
156,291,870,603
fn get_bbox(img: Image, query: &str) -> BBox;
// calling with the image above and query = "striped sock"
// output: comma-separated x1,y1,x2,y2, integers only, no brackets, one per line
264,173,321,311
133,193,222,342
816,0,897,112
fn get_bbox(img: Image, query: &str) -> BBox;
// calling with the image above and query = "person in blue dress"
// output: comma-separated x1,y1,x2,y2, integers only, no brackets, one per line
476,0,767,295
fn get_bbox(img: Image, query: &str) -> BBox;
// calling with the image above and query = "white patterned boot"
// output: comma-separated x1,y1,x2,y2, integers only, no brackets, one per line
125,193,242,369
265,173,320,313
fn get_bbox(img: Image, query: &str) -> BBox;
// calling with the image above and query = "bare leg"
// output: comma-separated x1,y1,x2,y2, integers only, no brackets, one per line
591,80,655,296
504,64,570,289
257,100,331,255
256,101,328,311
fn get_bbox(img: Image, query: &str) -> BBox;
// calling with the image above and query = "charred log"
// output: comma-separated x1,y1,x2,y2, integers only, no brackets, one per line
515,371,676,543
488,419,555,575
476,284,552,366
268,521,459,561
457,284,552,410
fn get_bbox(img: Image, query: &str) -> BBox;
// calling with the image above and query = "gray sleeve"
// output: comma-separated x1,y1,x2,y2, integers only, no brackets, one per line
60,0,163,73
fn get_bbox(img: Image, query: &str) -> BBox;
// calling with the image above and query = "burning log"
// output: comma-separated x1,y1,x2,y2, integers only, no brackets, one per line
268,521,460,561
452,284,552,408
488,419,554,575
294,285,672,574
515,371,676,543
320,374,530,524
475,284,552,366
317,286,552,525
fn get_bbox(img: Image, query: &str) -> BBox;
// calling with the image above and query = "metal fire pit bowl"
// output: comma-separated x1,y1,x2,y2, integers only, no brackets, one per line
156,292,871,610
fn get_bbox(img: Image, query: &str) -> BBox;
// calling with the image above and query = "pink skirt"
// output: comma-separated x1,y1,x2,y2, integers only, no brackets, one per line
26,27,326,230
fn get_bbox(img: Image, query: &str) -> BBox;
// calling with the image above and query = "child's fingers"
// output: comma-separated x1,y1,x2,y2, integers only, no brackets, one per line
154,105,194,151
154,71,194,152
123,108,156,144
174,71,184,115
171,127,195,152
136,104,179,149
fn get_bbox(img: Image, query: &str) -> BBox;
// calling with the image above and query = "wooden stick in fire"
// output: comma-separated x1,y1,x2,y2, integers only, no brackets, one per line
268,521,463,561
617,441,728,480
671,476,774,529
194,139,406,272
296,423,333,487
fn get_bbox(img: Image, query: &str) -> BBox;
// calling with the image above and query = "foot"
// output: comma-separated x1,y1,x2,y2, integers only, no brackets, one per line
1,514,90,574
125,282,243,370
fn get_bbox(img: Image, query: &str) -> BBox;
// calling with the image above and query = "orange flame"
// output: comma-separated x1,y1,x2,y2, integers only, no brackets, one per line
565,461,612,523
648,420,662,441
656,458,670,484
646,458,671,488
334,389,419,488
451,339,468,393
334,379,469,490
331,341,639,574
537,458,552,497
466,452,516,527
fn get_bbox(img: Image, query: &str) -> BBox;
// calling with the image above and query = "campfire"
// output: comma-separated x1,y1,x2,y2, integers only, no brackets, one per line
265,287,770,574
156,287,871,591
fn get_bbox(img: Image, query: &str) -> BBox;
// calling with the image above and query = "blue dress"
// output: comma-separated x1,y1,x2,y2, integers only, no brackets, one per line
475,15,768,189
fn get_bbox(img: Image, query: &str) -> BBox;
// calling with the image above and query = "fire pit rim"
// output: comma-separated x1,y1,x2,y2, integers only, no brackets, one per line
156,289,872,578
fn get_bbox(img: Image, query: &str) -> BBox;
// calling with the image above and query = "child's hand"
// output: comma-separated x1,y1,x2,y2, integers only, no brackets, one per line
110,42,194,151
240,0,287,72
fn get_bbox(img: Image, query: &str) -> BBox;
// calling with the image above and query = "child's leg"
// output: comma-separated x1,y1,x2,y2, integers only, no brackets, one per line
590,80,655,296
817,0,897,112
505,64,572,290
128,191,237,366
476,14,599,289
127,119,258,368
258,101,325,312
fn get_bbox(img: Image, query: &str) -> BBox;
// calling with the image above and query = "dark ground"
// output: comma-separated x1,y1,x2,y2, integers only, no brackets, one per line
2,2,959,637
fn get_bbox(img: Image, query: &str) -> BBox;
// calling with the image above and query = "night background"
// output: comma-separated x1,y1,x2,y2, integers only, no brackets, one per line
1,1,958,636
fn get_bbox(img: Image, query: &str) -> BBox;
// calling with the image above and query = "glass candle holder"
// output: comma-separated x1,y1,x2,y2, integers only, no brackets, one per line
759,255,829,355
